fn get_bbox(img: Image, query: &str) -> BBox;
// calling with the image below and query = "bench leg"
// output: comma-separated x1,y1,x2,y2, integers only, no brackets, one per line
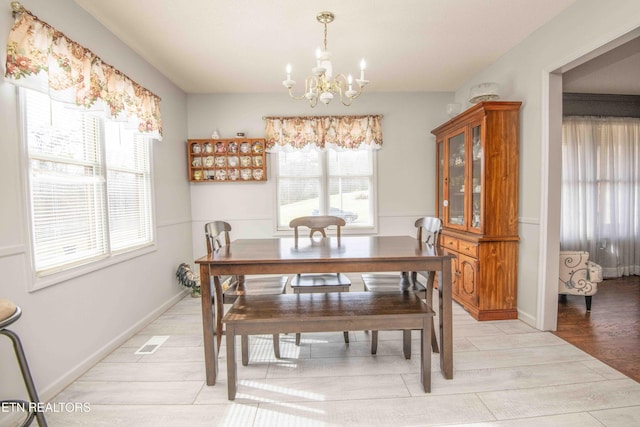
295,333,301,346
272,334,280,358
371,330,378,354
241,335,249,366
226,326,237,400
421,318,432,393
403,330,412,359
343,331,349,343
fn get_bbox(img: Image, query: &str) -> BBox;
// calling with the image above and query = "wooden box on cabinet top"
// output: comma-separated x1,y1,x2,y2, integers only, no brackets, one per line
431,101,521,320
187,138,266,182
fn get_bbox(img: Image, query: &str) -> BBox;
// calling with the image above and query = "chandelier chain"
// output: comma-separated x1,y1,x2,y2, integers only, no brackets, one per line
323,20,328,51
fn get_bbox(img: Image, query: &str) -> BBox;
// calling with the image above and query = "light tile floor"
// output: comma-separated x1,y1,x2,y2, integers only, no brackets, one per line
47,278,640,426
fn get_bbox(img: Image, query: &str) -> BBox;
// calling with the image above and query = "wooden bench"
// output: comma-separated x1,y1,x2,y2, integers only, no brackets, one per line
222,291,435,400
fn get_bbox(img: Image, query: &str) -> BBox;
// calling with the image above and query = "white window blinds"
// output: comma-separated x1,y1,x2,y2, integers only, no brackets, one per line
23,88,154,277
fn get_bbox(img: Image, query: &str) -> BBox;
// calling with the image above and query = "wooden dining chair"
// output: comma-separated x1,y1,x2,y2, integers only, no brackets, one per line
361,216,442,356
289,215,351,344
205,221,288,365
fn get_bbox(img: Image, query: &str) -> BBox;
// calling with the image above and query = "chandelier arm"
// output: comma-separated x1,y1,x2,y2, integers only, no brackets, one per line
286,87,310,101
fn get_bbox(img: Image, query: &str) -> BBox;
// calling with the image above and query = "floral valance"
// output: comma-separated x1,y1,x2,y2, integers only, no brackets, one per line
264,115,383,152
5,8,163,140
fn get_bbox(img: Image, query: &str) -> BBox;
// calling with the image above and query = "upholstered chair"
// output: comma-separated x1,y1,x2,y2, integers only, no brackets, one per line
558,251,604,311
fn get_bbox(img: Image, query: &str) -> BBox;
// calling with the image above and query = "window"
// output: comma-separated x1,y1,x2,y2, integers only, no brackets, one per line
276,149,376,229
22,88,154,278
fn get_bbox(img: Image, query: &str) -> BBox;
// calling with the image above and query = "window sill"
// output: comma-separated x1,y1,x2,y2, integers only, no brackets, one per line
28,243,157,292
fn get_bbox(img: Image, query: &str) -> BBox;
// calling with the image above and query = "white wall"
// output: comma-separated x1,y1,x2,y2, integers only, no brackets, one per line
453,0,640,327
0,0,191,402
186,92,453,258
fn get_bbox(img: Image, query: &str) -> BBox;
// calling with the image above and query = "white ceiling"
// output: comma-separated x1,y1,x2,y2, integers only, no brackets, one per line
74,0,577,94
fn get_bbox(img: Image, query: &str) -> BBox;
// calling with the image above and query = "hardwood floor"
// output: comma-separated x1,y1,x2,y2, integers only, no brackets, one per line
553,275,640,382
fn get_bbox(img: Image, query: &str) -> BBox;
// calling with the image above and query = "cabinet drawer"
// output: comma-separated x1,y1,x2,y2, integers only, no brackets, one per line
458,241,478,257
442,236,458,251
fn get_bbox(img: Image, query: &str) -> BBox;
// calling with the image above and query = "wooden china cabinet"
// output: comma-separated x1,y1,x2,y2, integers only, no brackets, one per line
431,101,521,320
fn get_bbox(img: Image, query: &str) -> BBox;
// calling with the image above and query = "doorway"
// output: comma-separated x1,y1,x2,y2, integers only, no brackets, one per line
540,28,640,331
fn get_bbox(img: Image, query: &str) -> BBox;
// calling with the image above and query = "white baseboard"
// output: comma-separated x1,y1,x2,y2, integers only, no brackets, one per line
38,290,189,402
517,308,538,329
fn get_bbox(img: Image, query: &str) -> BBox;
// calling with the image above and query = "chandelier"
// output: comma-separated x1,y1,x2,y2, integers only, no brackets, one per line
282,11,369,107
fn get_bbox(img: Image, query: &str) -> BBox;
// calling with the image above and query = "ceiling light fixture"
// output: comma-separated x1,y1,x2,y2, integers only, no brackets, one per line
282,11,369,108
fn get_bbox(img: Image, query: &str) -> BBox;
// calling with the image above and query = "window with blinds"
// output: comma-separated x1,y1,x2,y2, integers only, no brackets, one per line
276,149,376,229
22,88,154,277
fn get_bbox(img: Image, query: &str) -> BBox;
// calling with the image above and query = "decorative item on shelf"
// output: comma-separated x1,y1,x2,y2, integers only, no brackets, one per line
252,141,263,153
211,129,220,139
240,142,251,153
446,103,462,118
469,82,500,104
215,142,226,153
252,169,264,180
216,169,227,180
240,156,251,167
472,140,482,160
236,132,245,138
192,143,201,154
204,156,214,167
203,142,213,153
282,11,369,107
228,142,238,153
240,168,252,180
215,156,227,167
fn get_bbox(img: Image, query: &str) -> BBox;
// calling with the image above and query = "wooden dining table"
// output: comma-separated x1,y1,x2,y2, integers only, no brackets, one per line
195,235,455,386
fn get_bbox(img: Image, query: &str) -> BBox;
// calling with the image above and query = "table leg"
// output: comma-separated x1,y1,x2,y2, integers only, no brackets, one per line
226,324,237,400
402,329,411,359
421,316,432,392
241,335,249,366
199,264,218,386
213,275,224,350
440,258,453,379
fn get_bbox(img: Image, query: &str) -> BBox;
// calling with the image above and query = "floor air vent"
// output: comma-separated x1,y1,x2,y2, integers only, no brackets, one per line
135,335,169,355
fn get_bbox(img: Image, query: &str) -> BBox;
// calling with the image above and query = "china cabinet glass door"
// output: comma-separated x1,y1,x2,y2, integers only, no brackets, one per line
437,141,444,222
470,124,482,230
447,131,466,228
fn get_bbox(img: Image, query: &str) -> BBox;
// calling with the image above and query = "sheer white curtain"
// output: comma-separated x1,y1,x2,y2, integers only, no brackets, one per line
561,116,640,277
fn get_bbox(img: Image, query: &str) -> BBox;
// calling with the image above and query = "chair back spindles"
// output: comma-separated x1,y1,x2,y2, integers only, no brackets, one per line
205,221,232,254
415,217,441,247
289,216,345,244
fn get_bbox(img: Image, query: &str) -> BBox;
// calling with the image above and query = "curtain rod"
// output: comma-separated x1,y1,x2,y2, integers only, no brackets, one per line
263,114,383,120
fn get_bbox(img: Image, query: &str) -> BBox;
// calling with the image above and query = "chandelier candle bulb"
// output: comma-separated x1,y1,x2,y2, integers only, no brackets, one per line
360,59,366,80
